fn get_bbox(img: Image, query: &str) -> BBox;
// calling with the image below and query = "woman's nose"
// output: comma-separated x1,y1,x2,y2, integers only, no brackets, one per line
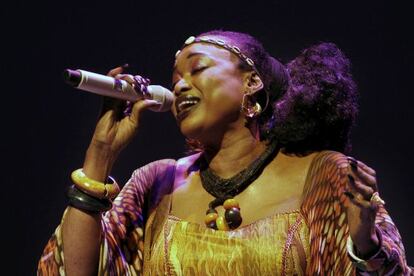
174,78,192,96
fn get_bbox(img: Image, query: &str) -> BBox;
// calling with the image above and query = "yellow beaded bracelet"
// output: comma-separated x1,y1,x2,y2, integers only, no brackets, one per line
71,169,120,200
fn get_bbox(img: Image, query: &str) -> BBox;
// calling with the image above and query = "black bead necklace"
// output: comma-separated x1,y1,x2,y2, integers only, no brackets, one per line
199,140,279,230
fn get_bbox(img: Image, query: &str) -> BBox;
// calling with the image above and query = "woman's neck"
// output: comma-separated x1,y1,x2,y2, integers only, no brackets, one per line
203,129,268,179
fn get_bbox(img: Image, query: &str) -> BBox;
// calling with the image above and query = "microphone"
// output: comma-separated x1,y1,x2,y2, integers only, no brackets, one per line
63,69,174,112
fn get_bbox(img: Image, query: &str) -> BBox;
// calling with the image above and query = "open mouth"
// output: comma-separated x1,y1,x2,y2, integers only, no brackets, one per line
175,95,201,115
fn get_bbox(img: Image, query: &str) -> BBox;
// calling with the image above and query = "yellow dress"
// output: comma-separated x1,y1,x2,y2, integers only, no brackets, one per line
38,152,412,275
147,211,310,276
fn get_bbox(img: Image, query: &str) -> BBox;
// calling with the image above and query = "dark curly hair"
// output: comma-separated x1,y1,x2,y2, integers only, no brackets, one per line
183,30,358,154
273,42,358,154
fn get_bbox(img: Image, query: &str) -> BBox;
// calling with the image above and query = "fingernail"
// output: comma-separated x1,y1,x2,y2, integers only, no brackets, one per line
121,63,129,69
347,156,357,170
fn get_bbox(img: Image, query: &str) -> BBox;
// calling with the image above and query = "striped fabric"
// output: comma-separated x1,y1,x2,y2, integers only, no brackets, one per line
38,151,412,275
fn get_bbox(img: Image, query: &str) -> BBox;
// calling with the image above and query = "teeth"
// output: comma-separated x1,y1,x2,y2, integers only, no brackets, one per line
178,100,199,111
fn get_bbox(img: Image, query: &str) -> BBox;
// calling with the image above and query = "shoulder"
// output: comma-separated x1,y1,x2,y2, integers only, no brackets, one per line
130,158,177,183
302,150,350,199
121,158,177,200
128,153,202,203
130,152,202,177
174,152,203,189
301,150,351,219
308,150,349,175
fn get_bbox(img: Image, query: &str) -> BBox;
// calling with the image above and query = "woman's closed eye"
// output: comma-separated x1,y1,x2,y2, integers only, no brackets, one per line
191,65,208,75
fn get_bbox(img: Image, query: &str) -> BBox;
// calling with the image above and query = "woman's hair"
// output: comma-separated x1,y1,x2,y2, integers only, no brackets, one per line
186,30,358,154
275,43,358,154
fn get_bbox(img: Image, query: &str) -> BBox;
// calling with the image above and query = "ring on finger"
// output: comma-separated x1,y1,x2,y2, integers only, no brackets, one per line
370,191,385,206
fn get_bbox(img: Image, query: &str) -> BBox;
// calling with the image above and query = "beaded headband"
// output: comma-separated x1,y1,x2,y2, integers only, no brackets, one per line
175,36,260,77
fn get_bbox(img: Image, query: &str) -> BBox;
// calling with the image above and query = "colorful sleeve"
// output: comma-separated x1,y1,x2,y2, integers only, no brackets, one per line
346,205,413,275
301,151,355,275
37,159,176,276
302,151,413,276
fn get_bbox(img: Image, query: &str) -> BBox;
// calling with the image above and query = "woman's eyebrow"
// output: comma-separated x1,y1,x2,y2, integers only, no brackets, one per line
186,52,207,59
173,52,209,74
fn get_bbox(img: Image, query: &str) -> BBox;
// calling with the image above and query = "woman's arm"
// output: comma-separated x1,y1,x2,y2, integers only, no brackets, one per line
37,65,161,275
60,141,118,276
344,158,412,275
301,151,412,275
37,159,176,275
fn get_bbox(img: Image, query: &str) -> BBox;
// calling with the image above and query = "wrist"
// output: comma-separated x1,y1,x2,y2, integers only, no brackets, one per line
347,227,386,271
353,227,381,259
83,141,118,181
355,231,380,259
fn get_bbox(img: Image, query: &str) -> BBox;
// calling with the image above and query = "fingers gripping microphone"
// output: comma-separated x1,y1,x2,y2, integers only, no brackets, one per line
63,69,174,112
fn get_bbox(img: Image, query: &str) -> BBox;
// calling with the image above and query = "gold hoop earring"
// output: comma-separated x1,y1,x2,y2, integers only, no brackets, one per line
241,93,262,118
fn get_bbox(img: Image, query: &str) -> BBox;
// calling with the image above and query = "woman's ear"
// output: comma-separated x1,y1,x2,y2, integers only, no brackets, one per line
244,71,264,94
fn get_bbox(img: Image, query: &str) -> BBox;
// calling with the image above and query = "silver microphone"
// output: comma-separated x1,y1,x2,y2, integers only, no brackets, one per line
63,69,174,112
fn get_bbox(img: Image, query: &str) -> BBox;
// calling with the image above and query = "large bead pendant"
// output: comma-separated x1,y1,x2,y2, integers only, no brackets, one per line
225,207,242,229
204,198,242,230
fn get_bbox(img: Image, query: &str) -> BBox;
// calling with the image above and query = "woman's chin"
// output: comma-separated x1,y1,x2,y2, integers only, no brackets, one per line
179,117,214,143
179,121,203,140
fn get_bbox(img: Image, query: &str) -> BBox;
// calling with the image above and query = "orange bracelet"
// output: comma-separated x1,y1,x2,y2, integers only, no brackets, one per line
71,169,120,200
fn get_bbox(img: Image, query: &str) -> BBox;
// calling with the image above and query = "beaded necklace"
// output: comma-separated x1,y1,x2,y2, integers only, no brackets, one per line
200,140,279,230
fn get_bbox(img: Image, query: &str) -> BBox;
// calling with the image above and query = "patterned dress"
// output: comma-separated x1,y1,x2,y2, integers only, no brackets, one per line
38,151,412,275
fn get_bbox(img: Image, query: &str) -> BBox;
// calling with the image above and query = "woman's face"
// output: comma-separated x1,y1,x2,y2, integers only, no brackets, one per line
172,39,248,144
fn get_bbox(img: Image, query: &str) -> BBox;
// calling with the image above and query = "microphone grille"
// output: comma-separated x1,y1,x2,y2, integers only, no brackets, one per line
147,85,174,112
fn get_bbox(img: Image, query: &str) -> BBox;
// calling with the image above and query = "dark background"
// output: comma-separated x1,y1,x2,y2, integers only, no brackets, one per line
2,1,412,275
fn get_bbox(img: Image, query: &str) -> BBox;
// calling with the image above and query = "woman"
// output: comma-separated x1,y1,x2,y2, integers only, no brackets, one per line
38,30,412,275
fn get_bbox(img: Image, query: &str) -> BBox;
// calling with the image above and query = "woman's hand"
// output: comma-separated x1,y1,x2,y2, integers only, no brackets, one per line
343,157,385,258
83,65,160,180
